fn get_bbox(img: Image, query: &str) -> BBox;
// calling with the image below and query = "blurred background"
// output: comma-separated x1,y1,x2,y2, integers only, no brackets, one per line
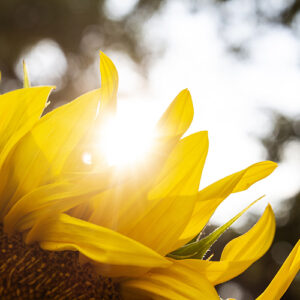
0,0,299,298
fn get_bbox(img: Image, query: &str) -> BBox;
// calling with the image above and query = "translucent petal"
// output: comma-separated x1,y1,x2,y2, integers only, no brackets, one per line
0,89,101,219
99,51,118,113
23,60,30,88
89,132,208,255
25,213,171,277
122,259,219,300
89,132,207,239
178,161,277,244
232,161,277,193
0,87,53,168
155,89,194,143
179,205,275,285
221,204,275,261
126,194,197,256
149,131,208,199
168,197,262,259
4,168,116,234
125,132,208,254
257,240,300,300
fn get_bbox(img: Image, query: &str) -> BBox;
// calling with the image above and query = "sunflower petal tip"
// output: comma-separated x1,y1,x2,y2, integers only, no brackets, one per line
266,160,278,169
181,88,191,97
266,203,275,216
99,50,106,58
22,59,31,88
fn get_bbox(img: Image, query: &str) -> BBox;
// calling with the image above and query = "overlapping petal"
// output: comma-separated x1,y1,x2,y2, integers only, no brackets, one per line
178,161,277,244
71,88,195,224
0,86,53,169
25,213,171,277
88,131,208,256
122,259,219,300
179,204,275,285
0,52,292,299
149,131,208,199
0,88,103,219
124,132,208,254
3,168,118,234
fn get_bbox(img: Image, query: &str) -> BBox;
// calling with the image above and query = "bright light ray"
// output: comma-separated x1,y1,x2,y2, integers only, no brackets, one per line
99,106,157,167
82,152,92,165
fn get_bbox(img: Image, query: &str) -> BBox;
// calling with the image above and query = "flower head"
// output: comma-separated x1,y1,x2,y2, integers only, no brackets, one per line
0,53,299,299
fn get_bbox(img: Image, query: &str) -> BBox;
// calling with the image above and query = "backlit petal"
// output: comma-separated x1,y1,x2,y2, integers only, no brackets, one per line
257,240,300,300
0,89,101,219
232,161,277,193
149,131,208,199
0,87,53,169
25,213,171,278
126,132,208,254
99,51,118,113
122,259,219,300
168,197,263,259
127,194,197,256
89,131,208,241
89,132,208,255
155,89,194,143
220,204,275,261
23,60,30,88
179,205,275,285
178,161,277,243
4,168,117,234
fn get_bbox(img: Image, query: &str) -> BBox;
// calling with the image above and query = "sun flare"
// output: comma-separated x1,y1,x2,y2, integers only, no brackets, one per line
99,110,156,167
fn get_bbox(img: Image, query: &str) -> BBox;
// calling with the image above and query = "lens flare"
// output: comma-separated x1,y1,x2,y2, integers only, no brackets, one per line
100,114,155,167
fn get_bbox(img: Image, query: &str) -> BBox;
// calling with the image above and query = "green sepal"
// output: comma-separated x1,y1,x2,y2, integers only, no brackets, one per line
167,196,264,260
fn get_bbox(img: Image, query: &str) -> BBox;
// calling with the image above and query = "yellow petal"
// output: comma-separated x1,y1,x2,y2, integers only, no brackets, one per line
99,51,118,113
0,89,101,219
168,196,263,259
122,259,219,300
25,213,171,278
232,161,277,193
89,131,208,240
88,90,195,233
125,132,208,254
257,239,300,300
0,87,53,169
4,168,117,234
126,194,197,256
155,89,194,142
179,204,275,285
178,161,277,243
23,60,30,88
61,53,119,174
149,131,208,199
221,204,275,261
89,132,208,255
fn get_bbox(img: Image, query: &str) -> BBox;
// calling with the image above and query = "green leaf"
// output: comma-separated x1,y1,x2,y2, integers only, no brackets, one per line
167,196,264,260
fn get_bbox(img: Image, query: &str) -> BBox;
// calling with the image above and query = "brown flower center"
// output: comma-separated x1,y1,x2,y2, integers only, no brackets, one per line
0,225,121,299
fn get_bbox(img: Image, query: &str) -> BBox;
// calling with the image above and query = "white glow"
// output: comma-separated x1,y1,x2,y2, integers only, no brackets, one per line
15,39,67,87
82,152,92,165
103,0,138,21
100,111,156,167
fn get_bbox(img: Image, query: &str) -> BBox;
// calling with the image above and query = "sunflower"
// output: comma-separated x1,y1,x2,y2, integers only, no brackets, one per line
0,52,299,299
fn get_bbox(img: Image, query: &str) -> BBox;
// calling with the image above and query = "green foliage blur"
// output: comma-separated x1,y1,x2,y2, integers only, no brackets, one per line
0,0,165,107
